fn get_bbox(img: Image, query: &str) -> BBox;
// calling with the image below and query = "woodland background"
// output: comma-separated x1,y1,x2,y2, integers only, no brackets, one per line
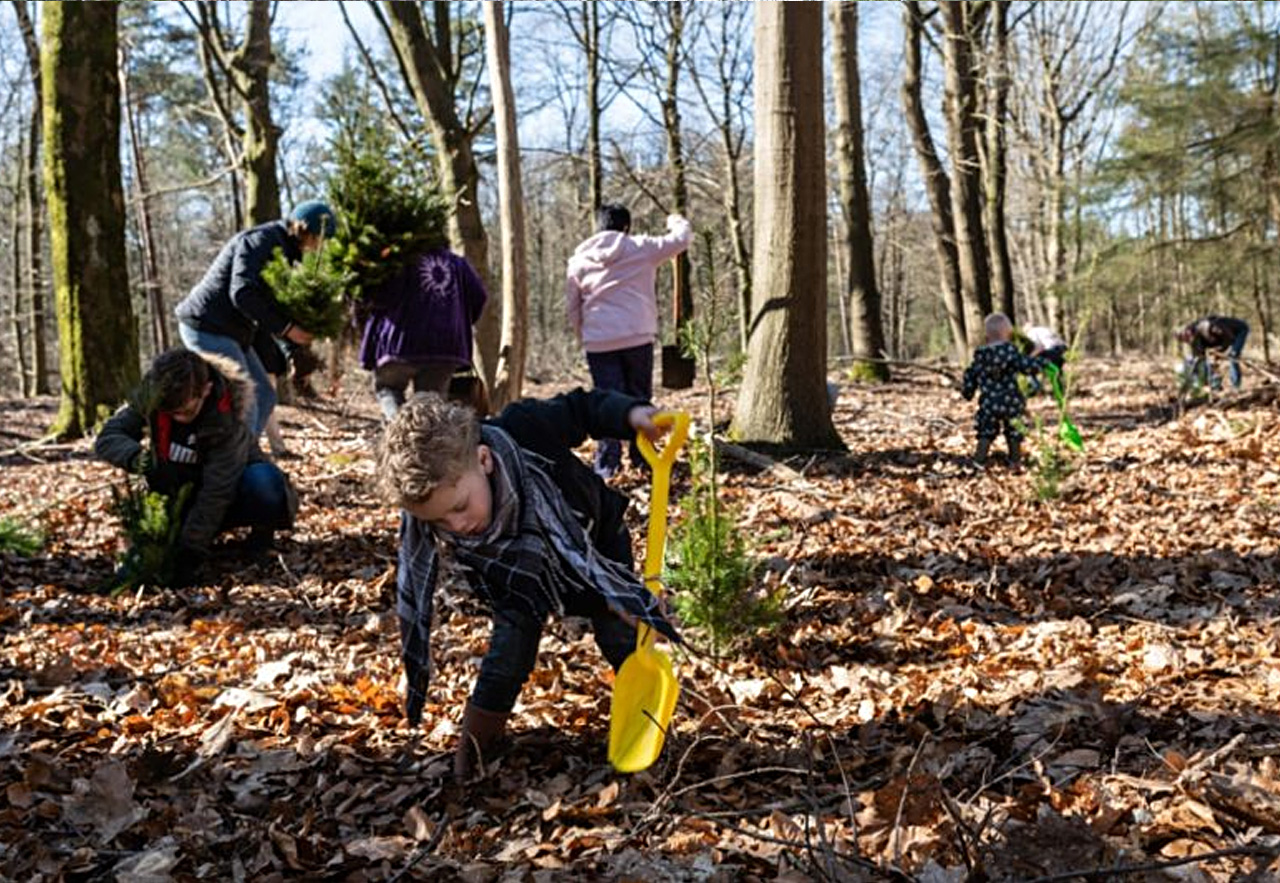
3,0,1280,423
4,2,1280,881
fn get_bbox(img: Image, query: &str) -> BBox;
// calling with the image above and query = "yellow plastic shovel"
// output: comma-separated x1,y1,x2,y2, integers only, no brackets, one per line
608,410,690,773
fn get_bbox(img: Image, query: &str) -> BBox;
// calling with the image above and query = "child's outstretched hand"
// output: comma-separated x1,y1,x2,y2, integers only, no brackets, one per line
627,405,667,443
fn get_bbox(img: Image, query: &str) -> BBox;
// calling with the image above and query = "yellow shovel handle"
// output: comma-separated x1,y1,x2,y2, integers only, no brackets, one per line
635,411,690,650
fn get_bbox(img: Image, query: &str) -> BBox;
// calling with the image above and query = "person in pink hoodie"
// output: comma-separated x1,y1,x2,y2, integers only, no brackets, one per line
565,204,692,477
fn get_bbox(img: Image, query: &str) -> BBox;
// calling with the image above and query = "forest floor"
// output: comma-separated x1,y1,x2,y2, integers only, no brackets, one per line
3,357,1280,882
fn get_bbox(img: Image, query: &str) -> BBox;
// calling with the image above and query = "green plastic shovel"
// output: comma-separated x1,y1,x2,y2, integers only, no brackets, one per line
608,411,690,773
1043,363,1083,452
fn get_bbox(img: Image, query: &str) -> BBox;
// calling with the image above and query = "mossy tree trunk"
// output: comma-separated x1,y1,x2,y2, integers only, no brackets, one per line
233,0,280,225
829,1,889,382
732,3,842,449
42,0,138,440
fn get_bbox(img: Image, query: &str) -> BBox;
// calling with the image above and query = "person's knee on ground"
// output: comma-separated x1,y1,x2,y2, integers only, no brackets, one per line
229,462,296,552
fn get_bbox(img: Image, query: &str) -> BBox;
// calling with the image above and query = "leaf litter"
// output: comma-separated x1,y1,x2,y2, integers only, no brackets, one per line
2,361,1280,880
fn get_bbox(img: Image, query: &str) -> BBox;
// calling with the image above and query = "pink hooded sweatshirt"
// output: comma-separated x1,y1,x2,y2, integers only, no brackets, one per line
565,215,692,354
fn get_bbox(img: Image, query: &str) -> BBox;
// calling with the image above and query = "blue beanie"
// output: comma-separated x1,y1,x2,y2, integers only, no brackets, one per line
290,200,337,238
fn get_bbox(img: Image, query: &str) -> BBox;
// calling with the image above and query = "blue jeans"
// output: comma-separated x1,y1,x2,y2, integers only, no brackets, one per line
220,462,295,533
586,343,654,475
470,605,637,714
1226,325,1249,388
178,322,275,438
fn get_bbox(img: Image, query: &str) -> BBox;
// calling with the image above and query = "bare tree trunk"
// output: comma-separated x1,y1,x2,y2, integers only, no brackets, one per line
189,3,245,229
42,0,139,439
119,42,169,357
733,3,841,449
483,1,527,410
9,152,29,396
829,0,888,381
584,1,602,215
688,1,752,352
381,1,497,387
661,3,694,342
985,0,1016,321
902,2,966,361
941,1,992,345
12,0,48,394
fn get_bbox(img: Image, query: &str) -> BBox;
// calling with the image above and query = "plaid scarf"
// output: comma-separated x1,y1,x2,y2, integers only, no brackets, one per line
396,424,678,724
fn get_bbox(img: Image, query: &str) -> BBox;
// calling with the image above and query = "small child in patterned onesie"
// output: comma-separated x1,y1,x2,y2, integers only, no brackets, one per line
962,313,1043,466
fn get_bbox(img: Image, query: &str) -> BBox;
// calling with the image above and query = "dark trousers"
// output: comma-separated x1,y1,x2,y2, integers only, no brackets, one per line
586,343,654,474
373,361,456,420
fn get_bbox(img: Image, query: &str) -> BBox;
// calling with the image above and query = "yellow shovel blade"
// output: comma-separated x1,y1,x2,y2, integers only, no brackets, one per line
608,644,679,773
608,411,689,773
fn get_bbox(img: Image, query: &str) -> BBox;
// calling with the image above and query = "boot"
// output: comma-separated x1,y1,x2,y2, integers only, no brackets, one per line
974,438,991,466
1007,437,1022,467
453,702,510,781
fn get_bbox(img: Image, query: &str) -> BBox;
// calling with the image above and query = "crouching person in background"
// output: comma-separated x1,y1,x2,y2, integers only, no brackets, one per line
95,348,298,586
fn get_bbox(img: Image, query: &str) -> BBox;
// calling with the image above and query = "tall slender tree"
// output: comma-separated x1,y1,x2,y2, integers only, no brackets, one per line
377,1,497,385
984,0,1016,321
10,0,49,394
829,0,888,381
119,36,169,356
688,1,753,352
186,0,281,226
42,1,138,439
902,1,966,360
483,1,528,410
941,1,993,345
733,3,841,449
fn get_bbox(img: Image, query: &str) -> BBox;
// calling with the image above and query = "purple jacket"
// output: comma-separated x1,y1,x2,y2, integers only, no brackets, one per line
358,249,488,370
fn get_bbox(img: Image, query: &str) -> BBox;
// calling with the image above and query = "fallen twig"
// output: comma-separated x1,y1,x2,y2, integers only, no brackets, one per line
1021,843,1280,883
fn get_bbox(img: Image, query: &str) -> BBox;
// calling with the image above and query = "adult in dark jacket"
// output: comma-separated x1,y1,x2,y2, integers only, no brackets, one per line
175,200,335,437
358,248,488,420
95,349,298,583
1178,315,1250,389
376,388,678,780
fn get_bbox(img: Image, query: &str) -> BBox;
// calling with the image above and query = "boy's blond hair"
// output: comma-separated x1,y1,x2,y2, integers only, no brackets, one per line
984,312,1012,342
377,392,481,506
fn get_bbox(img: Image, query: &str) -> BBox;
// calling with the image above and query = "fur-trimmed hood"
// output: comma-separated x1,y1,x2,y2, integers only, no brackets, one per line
198,351,256,431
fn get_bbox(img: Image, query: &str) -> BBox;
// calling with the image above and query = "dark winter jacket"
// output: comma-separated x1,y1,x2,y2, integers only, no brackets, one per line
1185,316,1249,356
94,355,291,554
175,220,299,348
962,341,1043,416
357,249,488,371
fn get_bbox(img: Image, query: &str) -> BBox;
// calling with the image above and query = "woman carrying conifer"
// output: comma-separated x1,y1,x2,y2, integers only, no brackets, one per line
175,201,336,439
